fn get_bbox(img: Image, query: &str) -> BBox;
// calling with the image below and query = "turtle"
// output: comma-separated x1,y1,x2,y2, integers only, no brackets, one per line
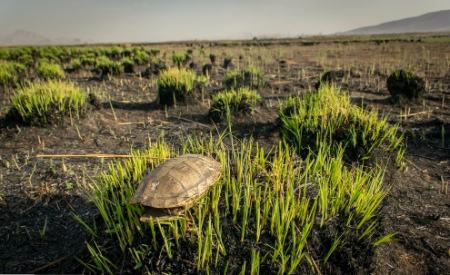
130,154,221,222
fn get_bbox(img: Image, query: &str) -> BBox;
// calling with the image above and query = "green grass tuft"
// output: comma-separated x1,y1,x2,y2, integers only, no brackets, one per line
209,87,261,121
36,62,65,79
157,67,203,106
171,51,190,67
93,56,123,78
279,85,404,164
387,69,425,100
0,60,26,87
66,58,82,73
80,54,97,67
10,80,88,124
223,66,263,88
132,49,150,65
120,58,135,73
315,70,345,89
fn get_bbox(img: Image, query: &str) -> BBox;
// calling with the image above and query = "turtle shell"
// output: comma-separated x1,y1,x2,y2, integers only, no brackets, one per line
130,154,221,209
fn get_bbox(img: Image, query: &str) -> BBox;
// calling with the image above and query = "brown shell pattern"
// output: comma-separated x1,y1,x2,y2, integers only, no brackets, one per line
130,154,221,208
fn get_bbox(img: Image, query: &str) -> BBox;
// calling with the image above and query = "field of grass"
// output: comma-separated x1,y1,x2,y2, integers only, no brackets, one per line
0,33,449,274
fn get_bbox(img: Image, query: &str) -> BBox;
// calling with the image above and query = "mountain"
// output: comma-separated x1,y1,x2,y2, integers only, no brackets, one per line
0,29,84,46
0,29,52,46
345,10,450,34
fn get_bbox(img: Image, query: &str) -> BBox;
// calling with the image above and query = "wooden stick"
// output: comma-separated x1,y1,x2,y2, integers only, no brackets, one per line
108,97,118,121
168,116,210,128
29,256,69,273
398,110,432,118
117,121,146,125
35,153,167,159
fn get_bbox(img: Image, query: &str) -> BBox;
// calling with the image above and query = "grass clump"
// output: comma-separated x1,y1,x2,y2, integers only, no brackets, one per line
387,69,425,101
36,62,65,80
121,58,135,73
209,87,261,121
0,48,10,59
35,46,68,63
223,66,263,88
222,57,233,69
315,70,345,89
280,85,404,164
80,54,97,67
157,67,203,106
93,56,123,78
143,58,167,77
132,49,150,65
172,51,190,67
202,63,213,76
10,80,88,124
0,60,26,87
149,48,160,56
77,135,392,274
7,47,34,66
104,47,123,59
66,58,82,73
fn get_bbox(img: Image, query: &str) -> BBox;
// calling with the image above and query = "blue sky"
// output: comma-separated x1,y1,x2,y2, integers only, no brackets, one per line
0,0,449,42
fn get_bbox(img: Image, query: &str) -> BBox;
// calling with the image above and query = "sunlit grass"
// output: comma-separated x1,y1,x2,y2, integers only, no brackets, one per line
279,85,405,164
209,87,261,121
36,62,65,79
0,60,26,87
93,56,123,77
132,48,150,65
157,67,205,106
66,58,82,72
77,132,392,273
223,65,263,88
10,80,88,124
172,51,190,67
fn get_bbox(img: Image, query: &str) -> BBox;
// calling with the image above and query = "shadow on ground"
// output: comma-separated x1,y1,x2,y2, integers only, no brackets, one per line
0,193,95,273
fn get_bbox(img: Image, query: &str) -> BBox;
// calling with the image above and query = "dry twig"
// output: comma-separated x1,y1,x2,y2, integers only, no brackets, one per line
36,154,167,159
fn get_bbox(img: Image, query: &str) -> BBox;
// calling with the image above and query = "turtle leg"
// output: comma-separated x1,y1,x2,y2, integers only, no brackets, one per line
140,207,183,222
166,207,184,215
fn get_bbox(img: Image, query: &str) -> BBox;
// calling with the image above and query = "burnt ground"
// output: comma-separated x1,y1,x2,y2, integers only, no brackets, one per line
0,38,449,274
